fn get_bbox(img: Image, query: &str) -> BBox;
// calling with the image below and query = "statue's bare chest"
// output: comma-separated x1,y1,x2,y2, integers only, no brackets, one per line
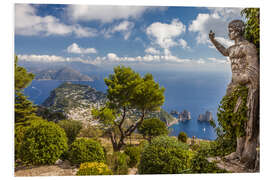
228,44,247,73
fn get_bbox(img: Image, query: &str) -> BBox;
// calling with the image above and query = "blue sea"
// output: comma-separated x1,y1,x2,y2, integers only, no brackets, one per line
24,70,231,140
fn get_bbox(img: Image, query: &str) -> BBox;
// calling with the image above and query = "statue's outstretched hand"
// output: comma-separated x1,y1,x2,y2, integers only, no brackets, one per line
209,30,215,41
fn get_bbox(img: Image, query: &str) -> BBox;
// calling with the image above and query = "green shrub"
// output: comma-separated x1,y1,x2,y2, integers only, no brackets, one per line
138,118,168,142
76,162,112,175
178,132,188,143
190,152,227,173
68,138,105,165
190,144,200,151
138,135,192,174
124,145,141,168
58,120,82,144
15,125,29,160
19,120,68,165
107,152,129,175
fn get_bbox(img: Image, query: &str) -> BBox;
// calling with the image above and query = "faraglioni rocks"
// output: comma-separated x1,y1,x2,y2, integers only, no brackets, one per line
198,111,213,122
178,110,191,121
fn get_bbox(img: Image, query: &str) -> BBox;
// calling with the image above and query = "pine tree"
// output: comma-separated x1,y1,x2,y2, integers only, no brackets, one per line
14,55,37,126
93,66,165,151
15,92,37,126
15,56,34,92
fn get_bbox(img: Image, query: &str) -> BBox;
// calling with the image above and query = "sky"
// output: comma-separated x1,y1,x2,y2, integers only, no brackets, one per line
14,4,244,72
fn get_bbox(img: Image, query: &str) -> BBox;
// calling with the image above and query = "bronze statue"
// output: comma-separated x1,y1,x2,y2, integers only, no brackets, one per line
209,20,259,169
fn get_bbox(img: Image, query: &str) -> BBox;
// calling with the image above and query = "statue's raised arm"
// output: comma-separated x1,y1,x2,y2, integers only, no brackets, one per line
209,30,229,56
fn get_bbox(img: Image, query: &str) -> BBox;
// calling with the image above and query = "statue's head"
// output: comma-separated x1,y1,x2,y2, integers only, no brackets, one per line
228,20,245,40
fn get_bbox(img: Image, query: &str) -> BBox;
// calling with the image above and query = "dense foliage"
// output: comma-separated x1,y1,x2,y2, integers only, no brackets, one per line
19,120,68,165
124,145,142,168
58,120,82,144
190,151,227,173
15,125,29,160
178,132,188,143
76,162,112,175
106,152,129,175
138,118,168,142
93,66,165,151
68,138,105,164
138,136,191,174
241,8,260,55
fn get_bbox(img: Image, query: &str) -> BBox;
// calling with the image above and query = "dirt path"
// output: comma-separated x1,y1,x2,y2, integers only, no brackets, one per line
15,160,78,177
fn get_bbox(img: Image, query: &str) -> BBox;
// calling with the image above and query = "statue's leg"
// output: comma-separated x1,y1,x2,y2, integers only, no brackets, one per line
225,136,245,160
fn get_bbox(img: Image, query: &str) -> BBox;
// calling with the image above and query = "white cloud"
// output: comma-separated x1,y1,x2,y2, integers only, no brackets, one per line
197,59,206,64
112,21,134,32
103,52,190,64
104,21,134,40
188,8,243,44
15,4,97,37
146,19,186,49
18,53,229,67
107,53,119,61
207,57,230,64
66,5,166,23
18,54,67,62
67,43,97,54
17,54,96,64
145,47,160,55
215,37,234,47
178,39,190,49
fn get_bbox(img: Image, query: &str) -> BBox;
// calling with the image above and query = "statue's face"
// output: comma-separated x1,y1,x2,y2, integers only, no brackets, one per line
228,27,240,40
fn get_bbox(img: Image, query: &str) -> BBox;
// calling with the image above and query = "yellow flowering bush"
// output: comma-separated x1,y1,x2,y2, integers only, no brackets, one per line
76,162,113,175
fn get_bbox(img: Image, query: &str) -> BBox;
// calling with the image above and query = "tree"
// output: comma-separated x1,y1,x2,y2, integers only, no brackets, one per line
93,66,165,151
15,92,37,126
241,8,260,55
14,55,37,126
178,132,188,143
138,118,168,142
15,56,34,92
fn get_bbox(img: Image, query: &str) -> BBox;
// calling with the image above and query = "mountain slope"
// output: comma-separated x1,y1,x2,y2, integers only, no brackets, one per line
42,82,106,123
34,67,94,81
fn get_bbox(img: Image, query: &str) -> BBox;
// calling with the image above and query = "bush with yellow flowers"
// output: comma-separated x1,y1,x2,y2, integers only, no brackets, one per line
76,162,113,175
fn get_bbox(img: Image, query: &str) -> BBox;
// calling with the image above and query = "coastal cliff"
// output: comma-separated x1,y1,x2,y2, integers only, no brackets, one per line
42,82,106,124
